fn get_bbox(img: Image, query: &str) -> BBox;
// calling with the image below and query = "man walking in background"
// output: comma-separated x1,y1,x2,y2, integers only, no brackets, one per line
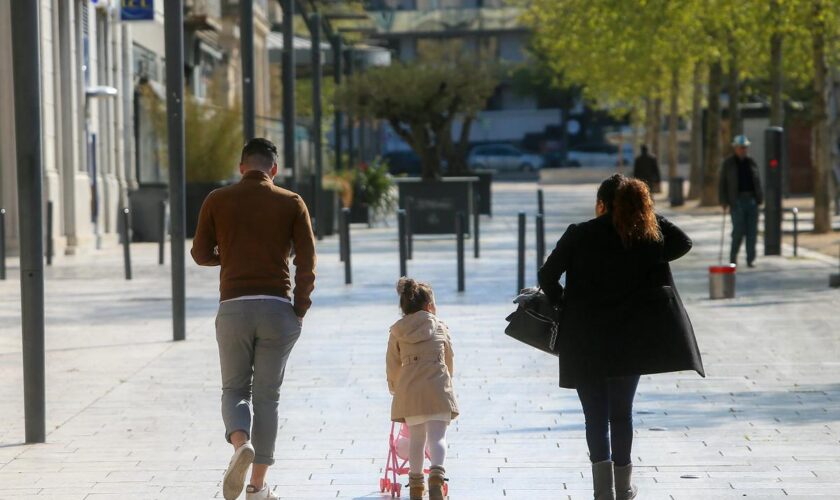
632,144,662,193
719,135,763,268
192,138,317,500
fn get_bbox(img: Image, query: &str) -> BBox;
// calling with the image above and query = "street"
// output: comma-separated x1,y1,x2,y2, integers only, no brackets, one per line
1,182,839,499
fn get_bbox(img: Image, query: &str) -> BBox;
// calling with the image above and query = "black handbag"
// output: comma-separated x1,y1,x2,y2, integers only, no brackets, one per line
504,287,560,356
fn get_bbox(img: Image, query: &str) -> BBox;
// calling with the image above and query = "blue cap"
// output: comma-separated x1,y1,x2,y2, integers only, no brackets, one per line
732,135,751,147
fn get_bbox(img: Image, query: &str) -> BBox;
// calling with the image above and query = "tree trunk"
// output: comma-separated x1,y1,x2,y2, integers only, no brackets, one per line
688,62,704,200
770,2,784,127
811,8,832,233
668,67,679,180
652,98,662,158
644,98,655,149
728,38,742,136
701,60,723,206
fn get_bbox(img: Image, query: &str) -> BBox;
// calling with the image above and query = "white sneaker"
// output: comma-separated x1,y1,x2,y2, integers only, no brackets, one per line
246,483,278,499
222,443,255,500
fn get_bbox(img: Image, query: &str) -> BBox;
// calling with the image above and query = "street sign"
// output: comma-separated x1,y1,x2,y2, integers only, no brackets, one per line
121,0,154,21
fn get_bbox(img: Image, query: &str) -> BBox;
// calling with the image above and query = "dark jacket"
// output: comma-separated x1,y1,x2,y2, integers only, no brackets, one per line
719,155,763,207
537,214,705,389
633,153,661,191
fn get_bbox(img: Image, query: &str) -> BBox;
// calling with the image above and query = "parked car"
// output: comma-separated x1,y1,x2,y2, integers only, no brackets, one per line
566,143,633,168
542,151,581,168
467,144,545,172
382,150,422,176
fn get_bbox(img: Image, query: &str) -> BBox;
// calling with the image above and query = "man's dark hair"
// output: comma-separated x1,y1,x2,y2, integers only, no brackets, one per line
640,144,649,154
597,173,626,212
241,138,278,166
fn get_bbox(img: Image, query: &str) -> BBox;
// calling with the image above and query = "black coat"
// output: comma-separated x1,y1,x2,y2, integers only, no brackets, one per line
537,214,705,389
719,155,763,207
633,153,661,191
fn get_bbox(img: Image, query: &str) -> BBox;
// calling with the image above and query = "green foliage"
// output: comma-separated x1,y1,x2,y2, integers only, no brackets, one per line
357,158,397,219
334,61,498,179
139,83,242,183
184,95,242,183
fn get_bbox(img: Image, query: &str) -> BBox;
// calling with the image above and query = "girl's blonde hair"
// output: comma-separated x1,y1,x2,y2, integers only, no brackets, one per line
396,277,434,315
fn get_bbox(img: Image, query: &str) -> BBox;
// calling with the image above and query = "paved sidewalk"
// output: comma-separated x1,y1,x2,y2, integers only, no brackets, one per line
1,182,839,499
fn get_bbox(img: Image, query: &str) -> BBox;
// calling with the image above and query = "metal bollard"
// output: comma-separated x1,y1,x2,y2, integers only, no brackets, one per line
536,213,545,270
158,200,167,265
517,212,526,294
0,208,5,280
788,207,799,257
341,208,352,284
122,208,133,280
405,197,414,260
830,242,840,288
456,211,465,292
398,209,407,277
339,205,346,263
473,195,480,259
46,200,53,266
537,189,545,216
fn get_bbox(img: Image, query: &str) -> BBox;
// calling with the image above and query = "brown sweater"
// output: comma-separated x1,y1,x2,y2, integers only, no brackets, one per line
190,170,317,317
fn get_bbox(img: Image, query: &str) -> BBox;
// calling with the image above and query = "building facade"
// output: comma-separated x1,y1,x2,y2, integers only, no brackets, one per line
0,0,274,255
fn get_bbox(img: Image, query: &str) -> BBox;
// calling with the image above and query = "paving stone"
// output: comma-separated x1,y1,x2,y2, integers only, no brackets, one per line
1,182,838,498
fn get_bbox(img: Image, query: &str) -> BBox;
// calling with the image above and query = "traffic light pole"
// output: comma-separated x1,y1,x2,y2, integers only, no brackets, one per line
241,0,256,141
11,0,47,443
165,0,186,341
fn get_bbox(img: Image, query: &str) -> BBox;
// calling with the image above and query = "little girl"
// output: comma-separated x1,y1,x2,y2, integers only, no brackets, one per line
386,277,459,500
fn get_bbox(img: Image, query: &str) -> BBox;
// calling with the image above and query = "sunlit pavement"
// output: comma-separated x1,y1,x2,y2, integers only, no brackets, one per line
1,182,838,499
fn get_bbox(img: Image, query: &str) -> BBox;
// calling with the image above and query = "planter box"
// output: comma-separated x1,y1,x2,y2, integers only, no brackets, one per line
296,180,338,236
128,183,168,242
471,170,493,216
396,177,477,235
186,182,227,238
350,185,371,224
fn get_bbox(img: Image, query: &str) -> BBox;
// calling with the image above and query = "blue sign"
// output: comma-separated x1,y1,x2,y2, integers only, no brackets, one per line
121,0,154,21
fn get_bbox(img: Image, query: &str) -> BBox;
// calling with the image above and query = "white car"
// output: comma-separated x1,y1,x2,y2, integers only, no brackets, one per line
468,144,545,172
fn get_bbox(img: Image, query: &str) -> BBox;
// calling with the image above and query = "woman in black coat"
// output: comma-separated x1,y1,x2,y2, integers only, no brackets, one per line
538,174,704,500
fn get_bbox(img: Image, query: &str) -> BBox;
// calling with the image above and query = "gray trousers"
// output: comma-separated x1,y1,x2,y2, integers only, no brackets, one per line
216,299,301,465
730,194,759,265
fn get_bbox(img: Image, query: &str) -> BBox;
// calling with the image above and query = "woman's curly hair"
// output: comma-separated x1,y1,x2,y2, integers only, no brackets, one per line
396,277,435,315
600,176,662,247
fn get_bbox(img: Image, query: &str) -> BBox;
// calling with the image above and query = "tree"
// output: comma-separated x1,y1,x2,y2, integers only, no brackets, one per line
334,62,497,180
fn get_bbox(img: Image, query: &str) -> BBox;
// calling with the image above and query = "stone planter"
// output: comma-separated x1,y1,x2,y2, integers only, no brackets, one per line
186,181,227,238
296,179,338,236
128,183,168,242
396,177,478,235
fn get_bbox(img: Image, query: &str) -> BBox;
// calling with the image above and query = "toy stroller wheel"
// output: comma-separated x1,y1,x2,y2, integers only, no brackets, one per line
393,483,402,497
384,478,391,489
443,483,449,496
379,478,386,492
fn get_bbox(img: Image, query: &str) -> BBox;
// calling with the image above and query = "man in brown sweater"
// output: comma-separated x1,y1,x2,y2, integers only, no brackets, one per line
191,138,316,500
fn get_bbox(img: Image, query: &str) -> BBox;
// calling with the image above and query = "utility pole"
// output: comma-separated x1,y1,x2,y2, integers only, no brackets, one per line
311,13,324,240
282,0,296,184
11,0,46,444
165,0,186,341
333,35,344,172
241,0,256,141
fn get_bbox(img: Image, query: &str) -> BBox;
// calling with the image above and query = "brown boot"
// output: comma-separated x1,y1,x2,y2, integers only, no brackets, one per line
428,465,447,500
408,473,425,500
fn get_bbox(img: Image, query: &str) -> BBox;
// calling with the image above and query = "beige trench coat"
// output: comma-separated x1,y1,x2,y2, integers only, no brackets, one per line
386,311,459,423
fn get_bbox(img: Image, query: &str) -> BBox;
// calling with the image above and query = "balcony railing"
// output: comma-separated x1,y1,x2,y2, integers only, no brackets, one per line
369,6,525,35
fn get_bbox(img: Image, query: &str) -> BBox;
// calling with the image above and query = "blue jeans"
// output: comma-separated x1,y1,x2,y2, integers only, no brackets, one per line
730,194,759,265
576,375,640,466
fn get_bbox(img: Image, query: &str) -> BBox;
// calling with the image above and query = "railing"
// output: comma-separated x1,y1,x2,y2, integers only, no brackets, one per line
185,0,222,19
368,6,525,35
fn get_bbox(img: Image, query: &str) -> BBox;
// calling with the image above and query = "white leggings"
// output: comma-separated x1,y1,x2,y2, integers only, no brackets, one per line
408,420,448,475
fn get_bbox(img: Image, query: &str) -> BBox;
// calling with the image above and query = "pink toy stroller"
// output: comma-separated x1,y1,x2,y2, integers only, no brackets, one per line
379,422,450,498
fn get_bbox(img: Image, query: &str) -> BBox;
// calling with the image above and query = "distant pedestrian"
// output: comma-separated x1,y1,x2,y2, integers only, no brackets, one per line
719,135,763,267
387,278,459,500
538,174,704,500
632,144,661,193
191,138,316,500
